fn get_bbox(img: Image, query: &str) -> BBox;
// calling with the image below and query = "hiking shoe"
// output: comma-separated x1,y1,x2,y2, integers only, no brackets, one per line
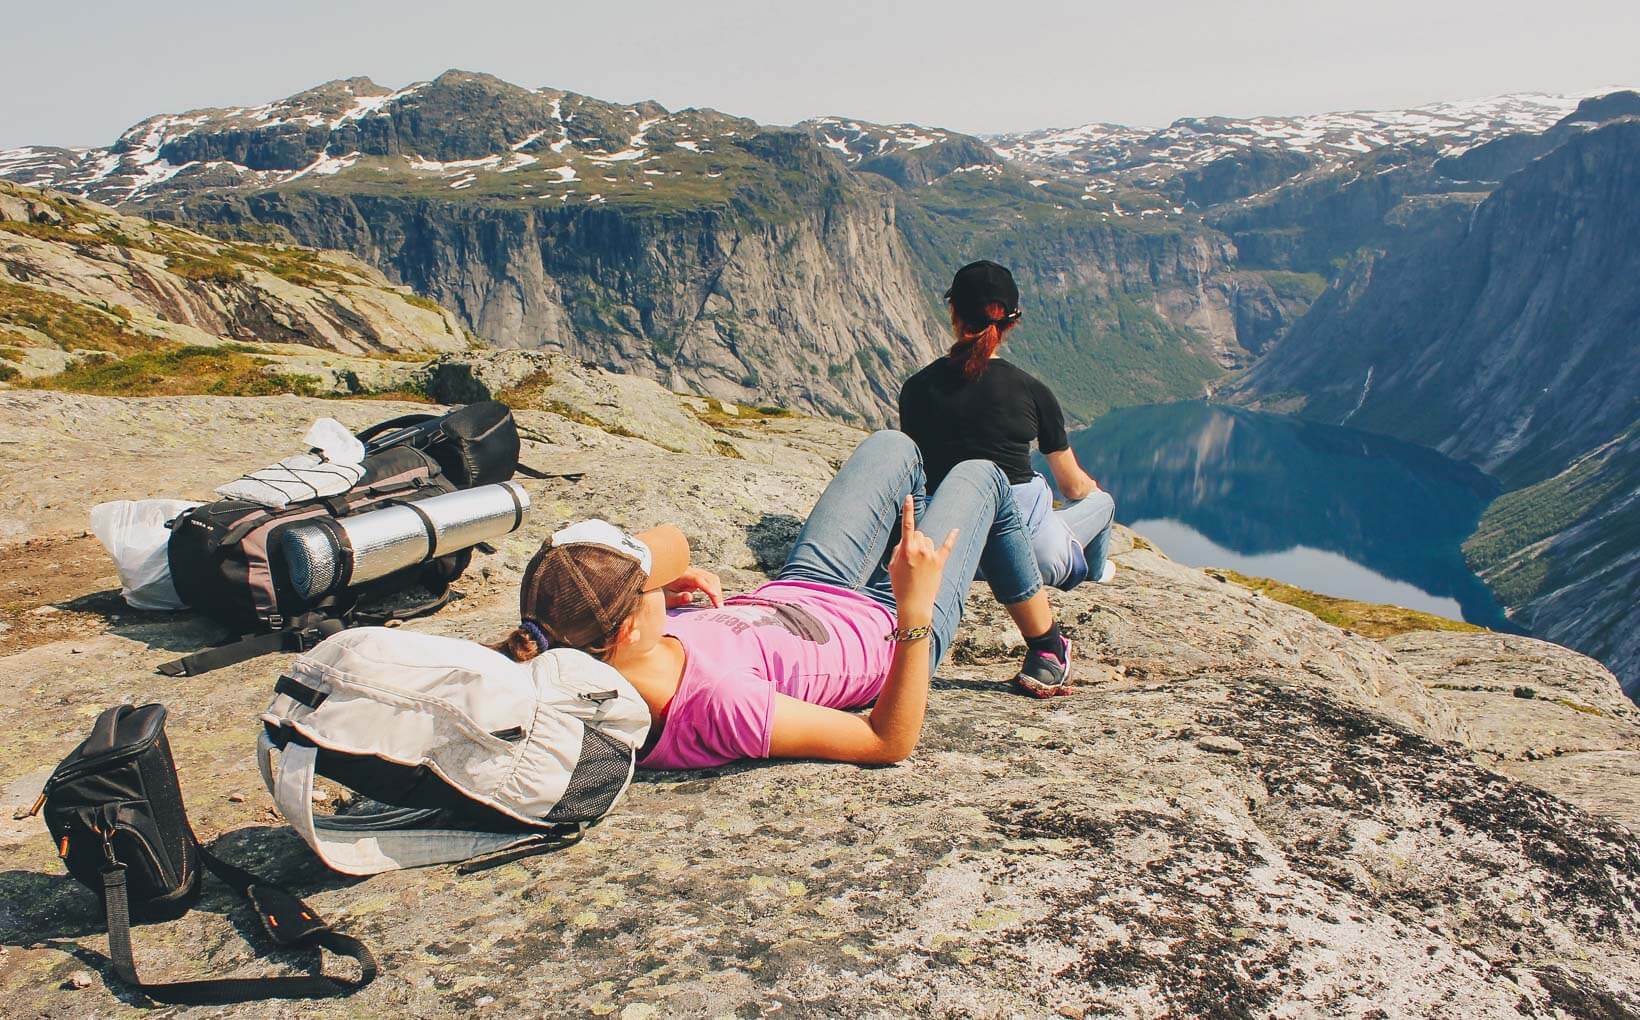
1013,636,1075,698
1097,560,1116,584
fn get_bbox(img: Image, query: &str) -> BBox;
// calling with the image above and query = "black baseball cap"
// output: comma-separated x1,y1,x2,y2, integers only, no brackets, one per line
944,260,1022,328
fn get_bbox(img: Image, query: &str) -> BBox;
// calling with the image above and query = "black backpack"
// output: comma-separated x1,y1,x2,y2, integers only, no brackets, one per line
32,703,376,1004
159,402,525,677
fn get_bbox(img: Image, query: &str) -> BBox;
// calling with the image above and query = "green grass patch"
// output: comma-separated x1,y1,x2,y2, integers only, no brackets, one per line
352,385,438,404
0,281,160,354
25,344,322,398
1257,269,1328,305
491,371,642,439
693,400,794,430
493,369,556,410
0,363,17,383
0,221,96,244
540,399,637,438
164,253,245,285
400,292,447,315
1552,697,1608,718
1211,569,1484,639
252,247,359,288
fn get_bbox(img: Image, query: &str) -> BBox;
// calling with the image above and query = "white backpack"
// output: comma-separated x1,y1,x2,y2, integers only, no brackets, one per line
257,627,650,875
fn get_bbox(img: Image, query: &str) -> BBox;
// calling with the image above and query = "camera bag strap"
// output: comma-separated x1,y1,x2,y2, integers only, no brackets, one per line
100,842,376,1004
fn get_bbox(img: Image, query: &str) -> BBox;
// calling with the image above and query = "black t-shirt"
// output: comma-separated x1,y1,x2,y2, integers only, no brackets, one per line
898,357,1070,490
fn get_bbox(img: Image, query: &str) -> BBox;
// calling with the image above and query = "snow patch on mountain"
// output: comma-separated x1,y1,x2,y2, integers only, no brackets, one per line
802,117,967,163
992,90,1619,181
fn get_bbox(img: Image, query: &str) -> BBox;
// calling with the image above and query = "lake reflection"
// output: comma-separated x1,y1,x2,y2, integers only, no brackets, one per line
1056,402,1509,627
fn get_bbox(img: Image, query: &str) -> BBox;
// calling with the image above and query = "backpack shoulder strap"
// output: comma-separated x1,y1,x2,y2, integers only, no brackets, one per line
156,614,346,677
99,842,375,1004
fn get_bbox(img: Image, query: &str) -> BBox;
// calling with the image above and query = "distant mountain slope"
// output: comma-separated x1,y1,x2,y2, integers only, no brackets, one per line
1228,120,1640,484
1228,120,1640,691
0,70,1294,424
990,91,1628,281
3,76,1631,425
0,181,466,385
1437,91,1640,184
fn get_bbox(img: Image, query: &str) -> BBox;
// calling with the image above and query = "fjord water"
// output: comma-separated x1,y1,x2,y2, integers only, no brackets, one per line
1060,403,1510,628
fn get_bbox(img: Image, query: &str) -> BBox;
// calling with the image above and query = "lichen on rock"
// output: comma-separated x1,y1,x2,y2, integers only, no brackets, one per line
1,354,1636,1017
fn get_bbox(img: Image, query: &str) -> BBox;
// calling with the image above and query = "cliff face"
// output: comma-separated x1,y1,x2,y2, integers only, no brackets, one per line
1230,121,1640,691
895,176,1302,421
160,165,942,427
1,356,1638,1016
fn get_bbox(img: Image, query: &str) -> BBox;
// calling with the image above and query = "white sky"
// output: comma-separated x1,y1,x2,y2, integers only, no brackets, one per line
3,0,1636,149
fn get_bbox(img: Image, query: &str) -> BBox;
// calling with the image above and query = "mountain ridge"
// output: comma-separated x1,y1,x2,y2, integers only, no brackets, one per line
2,69,1299,424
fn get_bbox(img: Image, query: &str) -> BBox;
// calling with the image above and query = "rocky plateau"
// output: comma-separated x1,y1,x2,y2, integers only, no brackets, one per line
1,353,1637,1018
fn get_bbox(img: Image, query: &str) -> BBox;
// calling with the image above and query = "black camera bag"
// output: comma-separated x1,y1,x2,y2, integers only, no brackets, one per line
35,703,376,1004
354,399,525,488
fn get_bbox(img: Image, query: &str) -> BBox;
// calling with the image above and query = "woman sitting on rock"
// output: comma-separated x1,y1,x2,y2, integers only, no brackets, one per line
899,260,1117,698
491,429,1063,769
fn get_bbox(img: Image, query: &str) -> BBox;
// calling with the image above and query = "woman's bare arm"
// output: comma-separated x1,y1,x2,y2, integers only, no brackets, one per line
766,496,953,765
1045,448,1098,501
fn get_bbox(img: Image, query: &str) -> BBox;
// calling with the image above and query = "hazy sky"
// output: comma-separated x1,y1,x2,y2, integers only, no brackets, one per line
4,0,1636,149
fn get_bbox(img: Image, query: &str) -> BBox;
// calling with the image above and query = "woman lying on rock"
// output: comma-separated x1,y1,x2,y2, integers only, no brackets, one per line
490,429,1061,768
899,260,1118,697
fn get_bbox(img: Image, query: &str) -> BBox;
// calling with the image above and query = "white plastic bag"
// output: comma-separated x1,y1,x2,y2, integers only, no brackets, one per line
89,499,201,610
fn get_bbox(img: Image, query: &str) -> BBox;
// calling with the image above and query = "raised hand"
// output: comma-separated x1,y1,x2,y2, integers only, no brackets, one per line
887,495,957,624
664,566,725,608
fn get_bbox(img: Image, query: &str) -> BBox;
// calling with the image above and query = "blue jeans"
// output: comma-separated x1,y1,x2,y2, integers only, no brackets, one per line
778,430,1043,673
1010,475,1116,589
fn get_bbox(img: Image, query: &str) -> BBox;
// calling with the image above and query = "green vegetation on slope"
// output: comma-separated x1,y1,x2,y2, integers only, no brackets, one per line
895,173,1225,423
1256,270,1328,305
1464,422,1640,606
23,344,324,398
0,281,154,355
1211,569,1484,639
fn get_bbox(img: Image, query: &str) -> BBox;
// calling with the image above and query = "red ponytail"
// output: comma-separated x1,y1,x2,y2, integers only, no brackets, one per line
948,301,1012,381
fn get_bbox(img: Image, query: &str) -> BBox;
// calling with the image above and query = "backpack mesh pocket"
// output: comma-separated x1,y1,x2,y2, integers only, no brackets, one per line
545,726,632,823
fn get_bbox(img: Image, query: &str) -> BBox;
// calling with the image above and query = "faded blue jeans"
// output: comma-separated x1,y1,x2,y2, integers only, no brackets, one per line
779,430,1043,673
1010,475,1116,589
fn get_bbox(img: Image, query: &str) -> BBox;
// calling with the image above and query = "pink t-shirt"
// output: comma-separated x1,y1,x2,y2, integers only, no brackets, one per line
638,580,896,770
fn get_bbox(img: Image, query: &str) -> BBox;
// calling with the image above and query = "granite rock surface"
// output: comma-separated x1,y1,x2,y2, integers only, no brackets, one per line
1,358,1636,1018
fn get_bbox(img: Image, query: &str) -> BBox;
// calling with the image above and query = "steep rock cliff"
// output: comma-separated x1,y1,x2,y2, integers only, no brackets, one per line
2,71,1307,425
153,136,943,426
1229,121,1640,691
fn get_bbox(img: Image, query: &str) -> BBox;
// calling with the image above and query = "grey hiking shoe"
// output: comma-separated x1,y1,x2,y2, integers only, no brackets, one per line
1013,636,1075,698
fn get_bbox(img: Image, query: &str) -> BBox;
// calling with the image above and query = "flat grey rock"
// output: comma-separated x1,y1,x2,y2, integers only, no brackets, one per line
1,360,1636,1017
